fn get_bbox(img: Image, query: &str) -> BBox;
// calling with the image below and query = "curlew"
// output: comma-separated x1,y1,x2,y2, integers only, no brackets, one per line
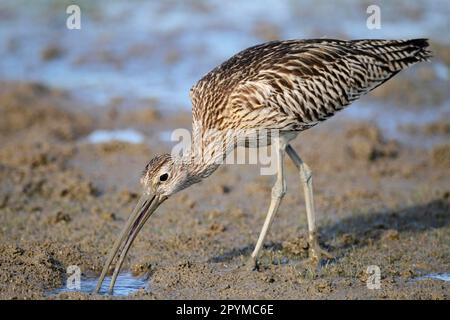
95,38,431,293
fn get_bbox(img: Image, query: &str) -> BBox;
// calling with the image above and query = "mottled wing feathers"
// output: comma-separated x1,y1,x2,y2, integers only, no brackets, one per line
190,39,430,131
350,38,431,71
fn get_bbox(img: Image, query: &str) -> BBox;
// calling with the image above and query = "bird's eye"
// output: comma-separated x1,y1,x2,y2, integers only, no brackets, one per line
159,173,169,182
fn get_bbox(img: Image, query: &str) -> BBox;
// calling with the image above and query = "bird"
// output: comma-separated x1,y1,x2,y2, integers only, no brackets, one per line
95,38,431,294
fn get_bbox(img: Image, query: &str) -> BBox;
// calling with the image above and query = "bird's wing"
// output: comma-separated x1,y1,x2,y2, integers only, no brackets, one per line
226,43,365,130
190,39,430,131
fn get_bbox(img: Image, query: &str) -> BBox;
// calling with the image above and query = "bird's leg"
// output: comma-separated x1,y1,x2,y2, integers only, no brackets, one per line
247,136,288,270
286,145,333,263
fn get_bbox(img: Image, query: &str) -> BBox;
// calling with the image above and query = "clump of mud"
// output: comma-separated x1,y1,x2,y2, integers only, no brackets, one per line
0,83,108,300
0,244,65,299
0,141,75,169
344,123,399,161
431,144,450,168
41,44,65,61
0,82,93,142
83,141,151,157
400,119,450,136
252,21,281,41
101,97,161,128
281,236,309,259
370,70,446,107
432,41,450,68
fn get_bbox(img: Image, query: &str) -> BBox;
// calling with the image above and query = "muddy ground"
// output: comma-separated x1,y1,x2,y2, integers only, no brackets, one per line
0,77,448,300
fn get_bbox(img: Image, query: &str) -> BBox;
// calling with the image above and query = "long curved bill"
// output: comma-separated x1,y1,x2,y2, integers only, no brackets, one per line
94,192,166,294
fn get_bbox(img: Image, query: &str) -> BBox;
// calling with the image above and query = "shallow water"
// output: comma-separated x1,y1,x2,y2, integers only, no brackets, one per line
341,101,450,148
51,272,148,296
85,129,145,144
0,0,448,107
418,273,450,282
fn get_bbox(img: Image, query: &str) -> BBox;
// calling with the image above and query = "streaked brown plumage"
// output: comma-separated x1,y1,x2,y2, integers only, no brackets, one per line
96,38,431,294
191,38,431,132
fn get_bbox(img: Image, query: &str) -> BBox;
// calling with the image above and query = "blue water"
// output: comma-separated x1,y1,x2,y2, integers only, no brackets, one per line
51,272,148,296
0,0,448,107
418,273,450,282
85,129,145,144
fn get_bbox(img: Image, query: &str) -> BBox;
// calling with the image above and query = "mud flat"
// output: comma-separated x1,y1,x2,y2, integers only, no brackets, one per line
0,82,448,300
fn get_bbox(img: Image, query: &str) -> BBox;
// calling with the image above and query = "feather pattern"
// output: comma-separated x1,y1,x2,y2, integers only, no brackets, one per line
191,38,431,134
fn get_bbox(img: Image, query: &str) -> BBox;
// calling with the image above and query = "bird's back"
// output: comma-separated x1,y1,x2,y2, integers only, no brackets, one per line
190,38,431,132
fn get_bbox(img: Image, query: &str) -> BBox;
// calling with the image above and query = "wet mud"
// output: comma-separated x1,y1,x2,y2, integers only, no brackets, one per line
0,82,448,300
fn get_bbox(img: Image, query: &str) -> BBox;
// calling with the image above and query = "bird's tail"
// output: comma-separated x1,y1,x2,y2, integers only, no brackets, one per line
352,38,432,72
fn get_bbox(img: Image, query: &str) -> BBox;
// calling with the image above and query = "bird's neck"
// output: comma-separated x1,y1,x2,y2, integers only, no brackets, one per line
179,127,237,180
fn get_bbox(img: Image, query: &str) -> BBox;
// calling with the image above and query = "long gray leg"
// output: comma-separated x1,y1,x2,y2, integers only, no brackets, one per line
286,144,333,262
248,136,288,269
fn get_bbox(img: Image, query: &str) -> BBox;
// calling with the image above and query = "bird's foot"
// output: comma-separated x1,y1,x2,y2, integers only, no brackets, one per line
245,256,260,271
308,234,334,264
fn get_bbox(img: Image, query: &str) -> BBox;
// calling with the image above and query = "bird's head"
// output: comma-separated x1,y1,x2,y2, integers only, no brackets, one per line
95,153,196,294
140,153,192,197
